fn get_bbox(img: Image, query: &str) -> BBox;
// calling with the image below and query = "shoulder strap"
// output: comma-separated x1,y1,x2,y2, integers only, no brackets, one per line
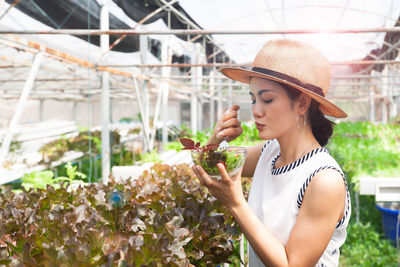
296,166,351,229
260,139,273,156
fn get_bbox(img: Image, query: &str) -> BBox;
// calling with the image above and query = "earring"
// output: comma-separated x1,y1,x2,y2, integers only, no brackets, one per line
296,114,307,130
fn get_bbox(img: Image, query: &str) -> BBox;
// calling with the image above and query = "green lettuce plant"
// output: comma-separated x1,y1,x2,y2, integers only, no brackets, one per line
20,162,86,191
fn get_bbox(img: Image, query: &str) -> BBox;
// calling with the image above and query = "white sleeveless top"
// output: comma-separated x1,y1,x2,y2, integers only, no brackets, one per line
247,139,351,267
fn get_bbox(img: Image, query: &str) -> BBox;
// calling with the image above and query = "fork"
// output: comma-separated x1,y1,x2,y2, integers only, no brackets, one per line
218,137,229,151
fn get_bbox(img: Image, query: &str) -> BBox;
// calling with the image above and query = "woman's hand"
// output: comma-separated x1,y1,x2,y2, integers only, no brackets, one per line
208,105,243,145
192,163,246,212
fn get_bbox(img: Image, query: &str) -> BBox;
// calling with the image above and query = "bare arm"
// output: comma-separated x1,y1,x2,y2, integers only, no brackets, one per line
193,165,346,267
241,143,264,177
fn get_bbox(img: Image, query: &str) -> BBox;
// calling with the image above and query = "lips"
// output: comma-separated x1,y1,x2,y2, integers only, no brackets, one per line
255,122,265,130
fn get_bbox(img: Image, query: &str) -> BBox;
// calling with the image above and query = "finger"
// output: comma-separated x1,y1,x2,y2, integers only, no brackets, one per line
217,163,231,183
215,106,240,129
231,165,244,183
195,165,214,186
192,165,205,185
220,110,239,124
219,118,241,131
230,105,240,112
219,127,243,141
224,105,240,114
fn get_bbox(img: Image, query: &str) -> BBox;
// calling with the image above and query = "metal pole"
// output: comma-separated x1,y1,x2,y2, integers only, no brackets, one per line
196,45,203,131
209,70,215,129
72,101,77,121
381,68,388,123
139,26,150,152
158,0,227,66
217,74,223,118
369,78,375,122
142,80,150,152
149,87,163,151
0,0,21,21
161,40,171,148
190,43,198,134
133,78,151,152
4,27,400,35
96,59,400,68
0,52,43,170
100,1,111,183
102,0,179,59
228,83,233,107
39,99,44,121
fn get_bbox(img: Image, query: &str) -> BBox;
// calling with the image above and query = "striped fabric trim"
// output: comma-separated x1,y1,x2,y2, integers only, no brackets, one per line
260,139,273,156
296,166,351,229
271,147,328,175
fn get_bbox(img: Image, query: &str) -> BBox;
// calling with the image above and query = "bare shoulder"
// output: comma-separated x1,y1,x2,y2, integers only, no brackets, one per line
310,169,346,196
304,168,346,215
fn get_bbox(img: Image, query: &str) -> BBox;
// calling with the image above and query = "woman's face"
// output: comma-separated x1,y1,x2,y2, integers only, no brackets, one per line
249,77,298,140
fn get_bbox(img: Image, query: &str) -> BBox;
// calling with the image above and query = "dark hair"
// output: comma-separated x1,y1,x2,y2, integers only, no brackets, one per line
280,83,335,146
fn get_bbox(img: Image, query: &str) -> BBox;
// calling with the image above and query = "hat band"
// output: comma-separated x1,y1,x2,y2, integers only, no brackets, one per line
252,67,325,97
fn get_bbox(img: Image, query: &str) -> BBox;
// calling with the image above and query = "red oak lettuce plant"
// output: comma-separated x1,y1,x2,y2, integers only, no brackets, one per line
180,138,218,153
0,164,241,266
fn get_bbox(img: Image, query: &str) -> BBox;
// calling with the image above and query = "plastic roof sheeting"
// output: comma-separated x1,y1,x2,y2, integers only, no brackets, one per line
5,0,232,64
179,0,400,63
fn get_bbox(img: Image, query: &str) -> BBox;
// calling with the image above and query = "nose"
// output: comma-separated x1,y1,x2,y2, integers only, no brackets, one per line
252,101,264,118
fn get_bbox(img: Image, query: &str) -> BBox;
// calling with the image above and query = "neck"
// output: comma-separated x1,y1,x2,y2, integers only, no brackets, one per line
277,127,319,166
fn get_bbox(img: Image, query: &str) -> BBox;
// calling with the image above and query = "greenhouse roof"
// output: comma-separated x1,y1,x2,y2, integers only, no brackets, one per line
0,0,398,101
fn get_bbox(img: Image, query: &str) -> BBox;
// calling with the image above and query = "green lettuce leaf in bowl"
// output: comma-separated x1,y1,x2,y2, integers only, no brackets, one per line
180,138,247,179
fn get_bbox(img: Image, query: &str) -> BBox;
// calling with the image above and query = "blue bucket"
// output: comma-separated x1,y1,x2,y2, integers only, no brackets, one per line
376,202,400,245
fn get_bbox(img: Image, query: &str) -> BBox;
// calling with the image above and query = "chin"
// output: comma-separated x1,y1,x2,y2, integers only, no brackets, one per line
258,130,272,141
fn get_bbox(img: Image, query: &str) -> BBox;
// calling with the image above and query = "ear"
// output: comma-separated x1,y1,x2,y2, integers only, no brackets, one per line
297,93,312,115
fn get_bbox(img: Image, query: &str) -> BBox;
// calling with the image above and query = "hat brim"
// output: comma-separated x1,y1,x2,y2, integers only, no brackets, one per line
220,67,347,118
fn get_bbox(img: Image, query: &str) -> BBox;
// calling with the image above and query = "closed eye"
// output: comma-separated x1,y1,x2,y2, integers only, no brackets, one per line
249,92,256,105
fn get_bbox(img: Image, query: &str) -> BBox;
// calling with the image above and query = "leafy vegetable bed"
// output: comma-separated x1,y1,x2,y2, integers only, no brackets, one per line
0,164,241,266
327,121,400,184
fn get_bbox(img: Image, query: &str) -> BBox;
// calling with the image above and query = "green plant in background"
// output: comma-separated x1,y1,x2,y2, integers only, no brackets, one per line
39,130,121,165
19,162,87,192
340,222,400,267
128,127,141,135
327,121,400,186
141,150,161,163
0,164,242,266
21,170,55,190
53,161,86,186
119,117,133,122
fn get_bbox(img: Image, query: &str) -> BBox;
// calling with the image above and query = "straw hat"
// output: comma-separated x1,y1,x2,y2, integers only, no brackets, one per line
220,39,347,118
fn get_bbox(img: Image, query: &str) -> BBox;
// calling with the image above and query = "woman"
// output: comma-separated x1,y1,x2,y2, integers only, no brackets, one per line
192,39,351,267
